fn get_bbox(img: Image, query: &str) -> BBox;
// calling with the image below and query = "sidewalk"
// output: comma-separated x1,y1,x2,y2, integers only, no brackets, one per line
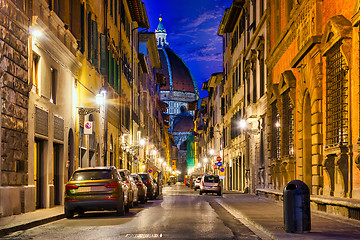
218,192,360,240
0,206,64,237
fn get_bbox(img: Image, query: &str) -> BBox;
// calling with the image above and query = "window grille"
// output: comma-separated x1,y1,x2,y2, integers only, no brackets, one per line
271,102,280,159
326,42,348,145
282,90,294,156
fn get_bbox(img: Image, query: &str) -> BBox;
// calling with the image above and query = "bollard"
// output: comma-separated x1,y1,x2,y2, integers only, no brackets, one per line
283,180,311,233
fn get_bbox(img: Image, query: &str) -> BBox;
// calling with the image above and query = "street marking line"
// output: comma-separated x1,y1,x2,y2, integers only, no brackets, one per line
125,233,163,238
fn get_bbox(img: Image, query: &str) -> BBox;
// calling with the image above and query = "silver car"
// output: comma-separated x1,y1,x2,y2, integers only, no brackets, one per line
199,174,221,196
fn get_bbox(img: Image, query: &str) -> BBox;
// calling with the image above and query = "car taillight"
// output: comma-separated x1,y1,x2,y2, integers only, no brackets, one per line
65,184,79,190
105,182,119,188
126,180,129,184
218,181,221,187
201,182,204,186
136,183,143,187
146,180,150,185
66,199,79,202
104,196,119,200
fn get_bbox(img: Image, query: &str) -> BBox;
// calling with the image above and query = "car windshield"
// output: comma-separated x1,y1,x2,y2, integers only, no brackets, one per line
118,171,127,181
71,170,112,181
139,174,148,181
204,176,219,183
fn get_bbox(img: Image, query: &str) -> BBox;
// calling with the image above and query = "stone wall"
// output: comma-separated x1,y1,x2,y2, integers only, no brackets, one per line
0,0,29,186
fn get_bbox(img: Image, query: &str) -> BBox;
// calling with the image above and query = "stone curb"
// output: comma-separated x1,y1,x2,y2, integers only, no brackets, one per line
0,213,64,238
216,199,274,240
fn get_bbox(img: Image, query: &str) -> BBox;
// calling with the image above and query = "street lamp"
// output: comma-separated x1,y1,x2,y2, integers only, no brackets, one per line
209,149,215,156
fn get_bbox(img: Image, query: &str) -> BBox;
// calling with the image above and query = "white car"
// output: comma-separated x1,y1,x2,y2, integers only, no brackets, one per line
199,174,221,196
194,177,202,191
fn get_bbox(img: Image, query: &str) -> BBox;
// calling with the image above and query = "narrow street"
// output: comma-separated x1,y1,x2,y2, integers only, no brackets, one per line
2,184,259,240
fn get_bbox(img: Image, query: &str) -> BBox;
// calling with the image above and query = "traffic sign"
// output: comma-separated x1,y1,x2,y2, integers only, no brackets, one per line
219,166,225,175
84,121,93,134
148,168,153,174
213,165,218,169
216,156,222,162
216,162,222,167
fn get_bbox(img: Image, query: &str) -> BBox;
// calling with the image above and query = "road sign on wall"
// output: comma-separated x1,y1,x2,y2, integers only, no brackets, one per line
84,121,93,135
216,156,222,162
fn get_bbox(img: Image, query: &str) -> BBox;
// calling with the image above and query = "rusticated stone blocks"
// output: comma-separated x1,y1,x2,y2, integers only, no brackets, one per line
0,1,29,187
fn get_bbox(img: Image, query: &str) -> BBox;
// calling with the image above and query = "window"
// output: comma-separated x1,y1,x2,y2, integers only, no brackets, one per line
50,67,57,104
252,0,256,31
326,42,348,145
274,0,281,41
282,90,294,156
32,52,40,95
87,12,92,60
271,102,280,159
260,0,265,17
285,0,294,23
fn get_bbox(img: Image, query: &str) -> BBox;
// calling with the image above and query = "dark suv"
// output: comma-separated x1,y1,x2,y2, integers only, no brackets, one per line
64,167,127,218
138,173,157,200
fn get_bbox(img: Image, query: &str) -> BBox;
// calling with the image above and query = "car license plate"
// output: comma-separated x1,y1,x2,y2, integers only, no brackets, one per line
77,187,91,192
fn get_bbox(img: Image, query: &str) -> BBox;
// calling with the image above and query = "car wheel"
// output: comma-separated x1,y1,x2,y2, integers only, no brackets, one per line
199,191,203,195
116,202,125,216
141,197,146,204
65,208,74,219
194,188,197,191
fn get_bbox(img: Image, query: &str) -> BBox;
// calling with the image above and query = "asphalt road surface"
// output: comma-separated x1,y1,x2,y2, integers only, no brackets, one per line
3,184,260,240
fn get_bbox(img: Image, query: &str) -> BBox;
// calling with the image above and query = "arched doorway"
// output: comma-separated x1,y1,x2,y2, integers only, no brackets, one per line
67,129,74,180
303,92,312,193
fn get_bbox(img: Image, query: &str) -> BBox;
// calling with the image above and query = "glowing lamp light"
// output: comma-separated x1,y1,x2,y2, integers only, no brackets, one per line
96,93,105,105
239,119,247,129
275,121,281,128
209,149,215,155
203,158,208,163
30,28,42,38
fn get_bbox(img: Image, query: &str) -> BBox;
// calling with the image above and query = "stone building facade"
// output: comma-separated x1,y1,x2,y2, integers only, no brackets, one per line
0,0,30,217
264,0,360,219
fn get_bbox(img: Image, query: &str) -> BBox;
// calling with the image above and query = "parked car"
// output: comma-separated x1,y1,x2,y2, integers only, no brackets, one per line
199,174,221,196
194,176,202,191
138,173,157,200
186,178,191,187
64,166,128,218
118,169,138,208
131,173,147,203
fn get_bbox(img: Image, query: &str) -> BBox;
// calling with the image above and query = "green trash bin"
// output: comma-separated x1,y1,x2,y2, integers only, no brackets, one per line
283,180,311,233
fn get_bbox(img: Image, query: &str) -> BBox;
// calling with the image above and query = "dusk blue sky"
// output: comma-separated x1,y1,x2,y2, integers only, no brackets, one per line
142,0,233,99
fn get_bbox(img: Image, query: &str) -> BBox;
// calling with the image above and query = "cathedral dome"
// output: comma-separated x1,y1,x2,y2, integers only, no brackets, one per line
155,16,199,98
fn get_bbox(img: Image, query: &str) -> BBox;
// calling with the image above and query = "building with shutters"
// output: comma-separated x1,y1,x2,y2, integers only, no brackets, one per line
0,0,171,217
217,0,268,193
